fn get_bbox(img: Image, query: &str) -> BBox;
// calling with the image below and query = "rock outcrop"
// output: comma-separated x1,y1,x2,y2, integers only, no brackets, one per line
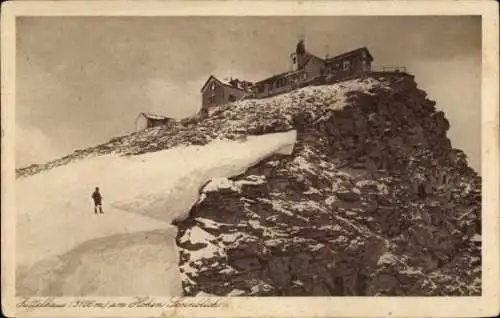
173,74,481,296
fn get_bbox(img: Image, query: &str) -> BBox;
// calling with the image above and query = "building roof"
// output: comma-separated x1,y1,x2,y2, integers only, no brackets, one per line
200,46,374,93
138,112,171,121
200,75,224,93
289,51,325,69
304,52,325,64
200,75,248,93
326,47,374,63
254,70,304,85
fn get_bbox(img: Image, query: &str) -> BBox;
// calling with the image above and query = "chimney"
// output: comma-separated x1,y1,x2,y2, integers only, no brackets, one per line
291,37,308,71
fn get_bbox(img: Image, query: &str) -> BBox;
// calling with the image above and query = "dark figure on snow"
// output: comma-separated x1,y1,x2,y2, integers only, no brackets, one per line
92,187,103,214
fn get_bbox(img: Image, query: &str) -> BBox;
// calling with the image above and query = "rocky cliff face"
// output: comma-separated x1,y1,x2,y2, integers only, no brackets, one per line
17,74,481,297
173,74,481,296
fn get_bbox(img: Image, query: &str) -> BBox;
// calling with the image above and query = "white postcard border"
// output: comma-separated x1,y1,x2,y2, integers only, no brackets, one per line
1,1,499,317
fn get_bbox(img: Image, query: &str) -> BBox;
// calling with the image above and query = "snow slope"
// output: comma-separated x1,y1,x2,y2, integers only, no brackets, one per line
16,130,297,296
17,78,385,178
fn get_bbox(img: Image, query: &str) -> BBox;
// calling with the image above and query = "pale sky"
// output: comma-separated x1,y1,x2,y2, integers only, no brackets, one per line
16,16,481,171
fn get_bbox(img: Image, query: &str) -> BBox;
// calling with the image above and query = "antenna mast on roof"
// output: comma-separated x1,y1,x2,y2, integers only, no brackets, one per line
325,44,330,59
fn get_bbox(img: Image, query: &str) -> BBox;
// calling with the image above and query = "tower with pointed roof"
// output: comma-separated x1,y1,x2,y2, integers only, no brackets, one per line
290,38,310,71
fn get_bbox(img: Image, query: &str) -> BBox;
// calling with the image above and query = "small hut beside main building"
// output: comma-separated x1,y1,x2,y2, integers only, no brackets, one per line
135,112,173,131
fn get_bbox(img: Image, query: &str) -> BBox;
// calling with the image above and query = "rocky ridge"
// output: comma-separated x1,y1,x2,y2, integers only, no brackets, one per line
173,74,481,296
16,74,481,296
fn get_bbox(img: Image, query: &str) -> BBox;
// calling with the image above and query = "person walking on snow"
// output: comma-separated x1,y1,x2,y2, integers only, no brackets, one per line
92,187,103,214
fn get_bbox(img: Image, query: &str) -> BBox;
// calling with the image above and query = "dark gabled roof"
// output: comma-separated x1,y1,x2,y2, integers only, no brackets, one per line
200,75,248,93
200,75,224,93
254,70,304,85
289,52,325,69
326,47,374,63
254,71,292,84
305,52,325,64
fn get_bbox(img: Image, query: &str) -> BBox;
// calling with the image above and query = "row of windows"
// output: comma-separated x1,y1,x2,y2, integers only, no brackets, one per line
207,82,239,102
254,73,308,94
255,79,288,93
329,60,351,71
208,58,361,97
209,60,358,100
275,78,288,88
208,94,236,104
325,60,351,71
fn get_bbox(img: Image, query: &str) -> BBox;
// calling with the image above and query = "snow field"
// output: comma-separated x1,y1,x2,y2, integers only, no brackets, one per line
16,130,297,296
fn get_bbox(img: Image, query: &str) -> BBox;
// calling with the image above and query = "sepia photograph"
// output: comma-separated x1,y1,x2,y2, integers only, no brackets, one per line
2,1,499,317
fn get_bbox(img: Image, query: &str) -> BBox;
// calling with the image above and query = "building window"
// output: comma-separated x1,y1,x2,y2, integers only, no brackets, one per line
228,94,236,102
211,82,215,91
209,96,216,104
258,85,265,93
343,60,351,72
276,78,287,88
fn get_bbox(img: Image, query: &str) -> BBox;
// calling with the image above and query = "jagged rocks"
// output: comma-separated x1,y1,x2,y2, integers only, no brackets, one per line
174,74,481,297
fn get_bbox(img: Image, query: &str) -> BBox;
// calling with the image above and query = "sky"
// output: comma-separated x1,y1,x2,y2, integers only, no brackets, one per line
16,16,481,171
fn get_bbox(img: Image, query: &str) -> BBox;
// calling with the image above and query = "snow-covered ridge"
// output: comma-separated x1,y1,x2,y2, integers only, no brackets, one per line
16,130,297,296
17,77,389,178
